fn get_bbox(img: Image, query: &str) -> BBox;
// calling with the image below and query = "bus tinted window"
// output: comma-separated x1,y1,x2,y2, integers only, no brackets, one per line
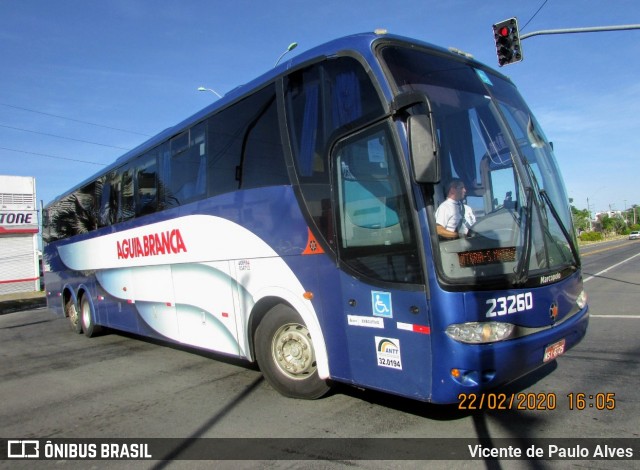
119,166,135,222
167,128,206,205
97,172,118,227
286,56,384,180
242,92,287,189
44,181,98,242
285,57,384,251
206,109,242,196
136,151,158,216
206,84,286,194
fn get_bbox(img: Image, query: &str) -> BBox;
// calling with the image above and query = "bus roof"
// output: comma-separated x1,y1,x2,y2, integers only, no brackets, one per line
47,31,497,205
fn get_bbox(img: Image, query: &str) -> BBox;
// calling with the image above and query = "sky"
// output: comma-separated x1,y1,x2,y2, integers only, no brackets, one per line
1,0,639,217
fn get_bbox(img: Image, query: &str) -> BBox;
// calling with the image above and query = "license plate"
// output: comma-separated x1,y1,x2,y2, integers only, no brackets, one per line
543,339,566,362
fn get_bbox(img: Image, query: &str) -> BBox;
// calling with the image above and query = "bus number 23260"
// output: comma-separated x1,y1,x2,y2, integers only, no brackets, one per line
486,293,533,318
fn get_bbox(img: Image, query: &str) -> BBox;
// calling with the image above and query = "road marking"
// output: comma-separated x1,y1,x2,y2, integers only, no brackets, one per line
583,252,640,283
581,240,634,257
590,315,640,319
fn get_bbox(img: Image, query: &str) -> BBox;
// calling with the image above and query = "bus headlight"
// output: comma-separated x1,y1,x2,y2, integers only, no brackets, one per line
446,322,515,344
576,289,587,309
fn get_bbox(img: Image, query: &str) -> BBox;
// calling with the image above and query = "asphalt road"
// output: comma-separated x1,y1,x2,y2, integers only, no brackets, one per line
1,239,639,469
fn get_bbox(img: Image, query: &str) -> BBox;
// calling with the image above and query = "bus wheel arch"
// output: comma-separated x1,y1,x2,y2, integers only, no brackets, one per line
254,302,330,400
78,289,102,338
63,288,82,334
248,296,285,359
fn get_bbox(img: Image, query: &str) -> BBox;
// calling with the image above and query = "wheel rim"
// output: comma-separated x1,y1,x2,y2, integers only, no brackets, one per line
68,303,80,328
81,300,91,328
271,322,316,379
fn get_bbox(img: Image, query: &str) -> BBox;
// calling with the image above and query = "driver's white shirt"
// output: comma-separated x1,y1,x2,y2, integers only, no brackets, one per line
435,198,476,235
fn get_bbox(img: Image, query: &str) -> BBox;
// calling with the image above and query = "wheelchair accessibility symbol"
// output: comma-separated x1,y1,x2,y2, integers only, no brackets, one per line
371,291,392,318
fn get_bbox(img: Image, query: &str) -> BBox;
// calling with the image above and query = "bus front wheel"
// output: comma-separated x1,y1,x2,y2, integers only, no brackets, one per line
255,304,330,400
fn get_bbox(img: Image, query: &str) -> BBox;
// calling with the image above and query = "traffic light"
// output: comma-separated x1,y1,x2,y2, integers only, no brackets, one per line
493,17,523,66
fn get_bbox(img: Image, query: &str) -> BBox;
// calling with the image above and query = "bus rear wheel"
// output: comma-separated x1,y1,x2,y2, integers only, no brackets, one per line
65,297,82,334
255,304,330,399
80,295,102,337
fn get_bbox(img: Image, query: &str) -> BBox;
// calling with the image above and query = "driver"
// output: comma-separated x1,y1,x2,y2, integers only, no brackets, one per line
435,179,476,239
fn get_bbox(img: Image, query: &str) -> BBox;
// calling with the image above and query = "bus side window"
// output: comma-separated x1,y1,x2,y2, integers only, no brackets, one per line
136,151,158,217
284,57,385,251
168,131,193,205
242,88,287,189
164,125,207,206
98,172,118,227
44,180,100,241
79,181,98,232
158,142,173,208
118,166,135,222
109,171,122,224
190,123,207,197
206,84,286,196
206,110,242,196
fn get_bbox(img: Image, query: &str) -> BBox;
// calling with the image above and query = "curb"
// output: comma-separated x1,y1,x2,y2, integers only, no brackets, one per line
0,297,47,315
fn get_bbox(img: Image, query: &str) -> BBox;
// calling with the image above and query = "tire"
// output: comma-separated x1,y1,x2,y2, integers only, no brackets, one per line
80,295,102,338
65,297,82,334
255,304,330,399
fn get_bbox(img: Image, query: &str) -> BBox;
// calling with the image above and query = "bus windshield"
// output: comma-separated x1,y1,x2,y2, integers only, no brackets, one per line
381,45,577,286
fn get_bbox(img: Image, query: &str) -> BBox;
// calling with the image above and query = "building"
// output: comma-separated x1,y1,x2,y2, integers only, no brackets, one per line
0,175,40,295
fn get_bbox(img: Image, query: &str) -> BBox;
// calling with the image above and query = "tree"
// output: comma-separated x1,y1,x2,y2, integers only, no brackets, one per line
600,214,626,235
571,205,591,232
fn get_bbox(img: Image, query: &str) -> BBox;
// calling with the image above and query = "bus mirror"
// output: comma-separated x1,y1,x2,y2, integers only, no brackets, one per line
391,91,426,113
409,114,440,184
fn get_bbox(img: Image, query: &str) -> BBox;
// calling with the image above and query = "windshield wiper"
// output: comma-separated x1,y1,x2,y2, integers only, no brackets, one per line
513,187,533,286
539,189,581,269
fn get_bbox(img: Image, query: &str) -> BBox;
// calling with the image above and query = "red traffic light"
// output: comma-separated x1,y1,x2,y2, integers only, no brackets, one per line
492,17,523,66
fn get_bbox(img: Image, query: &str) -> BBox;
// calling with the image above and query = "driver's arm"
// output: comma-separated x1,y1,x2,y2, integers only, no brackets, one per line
436,224,458,239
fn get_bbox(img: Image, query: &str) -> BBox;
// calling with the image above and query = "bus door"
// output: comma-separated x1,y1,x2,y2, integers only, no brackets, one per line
339,276,433,399
333,122,433,398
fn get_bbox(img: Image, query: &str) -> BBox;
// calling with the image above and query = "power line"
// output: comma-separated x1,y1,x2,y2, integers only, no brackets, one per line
0,123,132,150
0,146,107,166
521,0,549,32
0,102,152,137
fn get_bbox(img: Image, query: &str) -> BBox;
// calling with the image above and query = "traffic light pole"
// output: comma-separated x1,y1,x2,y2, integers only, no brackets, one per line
520,24,640,40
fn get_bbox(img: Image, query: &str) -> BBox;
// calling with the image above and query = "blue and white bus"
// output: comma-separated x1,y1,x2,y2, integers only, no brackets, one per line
43,31,588,403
